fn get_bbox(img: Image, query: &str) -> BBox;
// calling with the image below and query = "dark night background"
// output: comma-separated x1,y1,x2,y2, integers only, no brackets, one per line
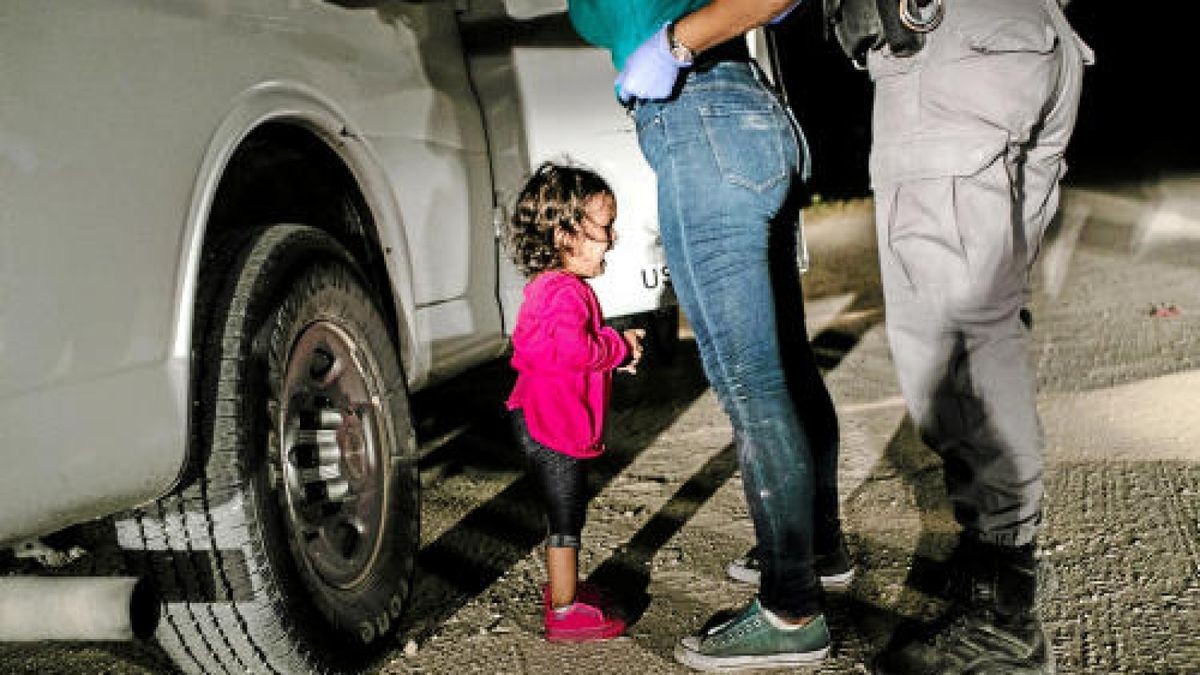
771,3,1196,200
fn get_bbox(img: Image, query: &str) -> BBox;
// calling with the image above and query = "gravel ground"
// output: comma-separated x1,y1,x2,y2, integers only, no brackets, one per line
2,184,1197,674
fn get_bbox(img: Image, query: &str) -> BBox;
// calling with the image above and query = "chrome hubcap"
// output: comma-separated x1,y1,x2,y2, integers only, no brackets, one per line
279,321,388,590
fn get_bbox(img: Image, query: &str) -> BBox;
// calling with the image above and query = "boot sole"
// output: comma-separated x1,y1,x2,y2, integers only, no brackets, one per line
871,647,1056,675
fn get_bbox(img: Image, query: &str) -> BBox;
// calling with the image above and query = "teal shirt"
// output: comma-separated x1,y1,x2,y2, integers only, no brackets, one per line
568,0,711,71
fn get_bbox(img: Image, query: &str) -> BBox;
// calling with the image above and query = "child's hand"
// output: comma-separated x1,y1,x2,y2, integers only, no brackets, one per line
618,328,646,374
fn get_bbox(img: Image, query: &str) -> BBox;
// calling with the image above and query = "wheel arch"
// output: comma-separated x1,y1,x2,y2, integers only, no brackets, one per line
172,82,419,382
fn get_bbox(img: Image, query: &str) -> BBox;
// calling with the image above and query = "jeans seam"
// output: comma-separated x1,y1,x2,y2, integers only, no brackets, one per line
660,115,737,411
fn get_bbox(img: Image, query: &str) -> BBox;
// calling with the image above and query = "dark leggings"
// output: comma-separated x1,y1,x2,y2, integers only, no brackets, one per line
511,410,588,549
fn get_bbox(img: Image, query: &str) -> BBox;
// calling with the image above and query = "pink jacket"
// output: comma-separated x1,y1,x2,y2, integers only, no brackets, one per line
506,271,628,458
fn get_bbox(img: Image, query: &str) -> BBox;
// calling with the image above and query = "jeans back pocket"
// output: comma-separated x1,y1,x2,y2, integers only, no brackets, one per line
699,104,790,193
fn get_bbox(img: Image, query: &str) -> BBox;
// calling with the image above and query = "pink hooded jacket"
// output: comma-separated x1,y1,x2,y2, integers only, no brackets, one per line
506,271,629,458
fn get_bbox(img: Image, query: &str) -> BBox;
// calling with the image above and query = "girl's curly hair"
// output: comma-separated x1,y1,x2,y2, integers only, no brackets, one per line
504,161,614,277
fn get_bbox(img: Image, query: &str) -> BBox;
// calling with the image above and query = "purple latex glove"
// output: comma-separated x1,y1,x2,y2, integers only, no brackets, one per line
615,24,689,103
769,0,805,24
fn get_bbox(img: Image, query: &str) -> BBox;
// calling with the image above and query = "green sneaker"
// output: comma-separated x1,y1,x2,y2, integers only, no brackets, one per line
674,598,830,671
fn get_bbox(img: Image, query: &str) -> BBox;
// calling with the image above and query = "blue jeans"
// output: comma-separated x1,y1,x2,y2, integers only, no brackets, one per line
633,62,840,618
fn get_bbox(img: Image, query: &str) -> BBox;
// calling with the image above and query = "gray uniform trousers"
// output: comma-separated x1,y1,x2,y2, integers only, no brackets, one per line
867,0,1091,547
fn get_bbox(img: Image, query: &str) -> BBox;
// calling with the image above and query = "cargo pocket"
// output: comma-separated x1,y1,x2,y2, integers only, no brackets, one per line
699,104,789,192
870,135,1009,294
870,134,1007,187
957,14,1057,55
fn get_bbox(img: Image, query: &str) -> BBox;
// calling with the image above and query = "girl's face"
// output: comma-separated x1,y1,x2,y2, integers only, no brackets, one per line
561,193,617,279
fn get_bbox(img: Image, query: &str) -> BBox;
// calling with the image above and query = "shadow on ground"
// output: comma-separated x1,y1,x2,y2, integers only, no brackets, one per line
398,341,712,640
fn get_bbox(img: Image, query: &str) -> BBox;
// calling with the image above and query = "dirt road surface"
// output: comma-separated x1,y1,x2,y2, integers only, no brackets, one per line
3,186,1198,673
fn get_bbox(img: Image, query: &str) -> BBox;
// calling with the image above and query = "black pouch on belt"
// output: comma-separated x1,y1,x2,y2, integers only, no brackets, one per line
824,0,930,66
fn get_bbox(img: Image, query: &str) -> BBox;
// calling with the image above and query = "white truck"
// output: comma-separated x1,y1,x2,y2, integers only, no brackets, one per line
0,1,781,672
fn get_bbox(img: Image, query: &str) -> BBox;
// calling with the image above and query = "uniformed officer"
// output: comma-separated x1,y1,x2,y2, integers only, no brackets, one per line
825,0,1092,672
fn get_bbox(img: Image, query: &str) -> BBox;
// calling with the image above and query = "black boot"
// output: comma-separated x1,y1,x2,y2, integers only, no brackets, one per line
874,537,1054,675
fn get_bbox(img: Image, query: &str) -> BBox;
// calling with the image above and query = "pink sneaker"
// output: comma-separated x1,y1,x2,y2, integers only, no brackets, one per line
544,600,625,643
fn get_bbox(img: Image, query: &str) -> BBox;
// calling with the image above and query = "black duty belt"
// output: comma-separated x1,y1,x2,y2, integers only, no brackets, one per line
825,0,944,67
692,37,752,73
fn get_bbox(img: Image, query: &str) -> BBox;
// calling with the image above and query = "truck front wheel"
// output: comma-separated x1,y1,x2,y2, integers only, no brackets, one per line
117,225,418,674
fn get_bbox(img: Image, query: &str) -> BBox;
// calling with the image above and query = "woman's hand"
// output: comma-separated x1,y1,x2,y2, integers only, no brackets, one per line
769,0,804,24
615,25,686,103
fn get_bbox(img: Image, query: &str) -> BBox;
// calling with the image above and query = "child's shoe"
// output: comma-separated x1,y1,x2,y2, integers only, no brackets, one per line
544,600,625,643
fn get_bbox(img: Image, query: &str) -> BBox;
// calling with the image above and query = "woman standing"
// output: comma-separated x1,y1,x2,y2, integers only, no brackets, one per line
567,1,850,670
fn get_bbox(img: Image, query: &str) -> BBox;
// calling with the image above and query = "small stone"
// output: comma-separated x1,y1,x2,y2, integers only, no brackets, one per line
403,639,419,657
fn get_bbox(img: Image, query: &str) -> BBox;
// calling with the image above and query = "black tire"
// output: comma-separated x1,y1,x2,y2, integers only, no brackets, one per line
645,305,680,366
116,225,418,674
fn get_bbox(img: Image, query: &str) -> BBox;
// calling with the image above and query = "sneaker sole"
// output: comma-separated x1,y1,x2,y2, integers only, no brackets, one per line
819,568,856,591
725,561,760,585
725,563,856,592
675,636,829,672
546,628,625,643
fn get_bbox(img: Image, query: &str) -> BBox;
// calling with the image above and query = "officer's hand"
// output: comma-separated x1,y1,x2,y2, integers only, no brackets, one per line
616,25,688,103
